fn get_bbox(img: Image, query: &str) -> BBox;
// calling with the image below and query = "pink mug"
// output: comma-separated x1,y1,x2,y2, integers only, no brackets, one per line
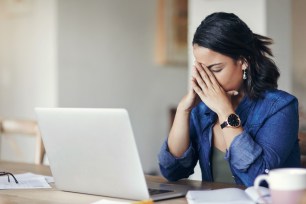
254,168,306,204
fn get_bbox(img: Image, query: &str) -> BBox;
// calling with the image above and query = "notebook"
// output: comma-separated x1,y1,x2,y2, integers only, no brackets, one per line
35,108,195,201
186,186,271,204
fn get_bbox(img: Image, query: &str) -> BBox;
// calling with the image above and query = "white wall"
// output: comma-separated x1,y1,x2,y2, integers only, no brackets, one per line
0,0,57,162
267,0,292,92
57,0,188,174
292,0,306,130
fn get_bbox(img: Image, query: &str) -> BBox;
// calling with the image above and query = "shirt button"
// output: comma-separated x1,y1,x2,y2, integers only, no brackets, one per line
265,169,269,173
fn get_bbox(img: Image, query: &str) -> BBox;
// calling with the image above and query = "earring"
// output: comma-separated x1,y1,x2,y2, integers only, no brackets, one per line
243,69,247,80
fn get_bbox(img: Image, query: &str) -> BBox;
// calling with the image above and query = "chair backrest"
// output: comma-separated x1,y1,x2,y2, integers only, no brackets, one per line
299,132,306,168
0,119,45,165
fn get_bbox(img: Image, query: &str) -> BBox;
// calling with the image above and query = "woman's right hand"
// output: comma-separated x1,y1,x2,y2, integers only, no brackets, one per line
177,68,201,112
178,88,199,113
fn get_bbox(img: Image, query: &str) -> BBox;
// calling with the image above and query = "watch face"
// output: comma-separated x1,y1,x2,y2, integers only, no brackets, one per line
227,114,241,127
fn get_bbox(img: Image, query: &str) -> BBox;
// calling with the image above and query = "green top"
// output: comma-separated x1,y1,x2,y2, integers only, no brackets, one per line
212,147,235,183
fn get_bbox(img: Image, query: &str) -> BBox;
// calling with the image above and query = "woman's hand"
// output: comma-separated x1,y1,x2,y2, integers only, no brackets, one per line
191,62,234,119
177,76,201,113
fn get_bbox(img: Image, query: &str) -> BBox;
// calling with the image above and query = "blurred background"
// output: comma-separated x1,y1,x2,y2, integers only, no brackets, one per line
0,0,305,177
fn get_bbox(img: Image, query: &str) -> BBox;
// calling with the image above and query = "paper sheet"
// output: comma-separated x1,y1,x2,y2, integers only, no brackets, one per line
0,172,52,189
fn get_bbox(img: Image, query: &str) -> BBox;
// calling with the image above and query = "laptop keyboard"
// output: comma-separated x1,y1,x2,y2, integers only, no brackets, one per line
148,188,173,195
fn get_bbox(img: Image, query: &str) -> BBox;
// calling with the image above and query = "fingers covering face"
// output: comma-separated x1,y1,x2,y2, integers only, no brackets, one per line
192,65,207,90
192,62,220,91
191,77,205,98
194,62,213,88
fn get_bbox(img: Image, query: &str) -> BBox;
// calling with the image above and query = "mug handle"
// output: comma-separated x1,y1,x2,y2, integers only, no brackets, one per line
254,175,270,204
254,174,269,187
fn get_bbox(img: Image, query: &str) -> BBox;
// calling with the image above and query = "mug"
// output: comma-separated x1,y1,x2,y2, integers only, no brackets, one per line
254,168,306,204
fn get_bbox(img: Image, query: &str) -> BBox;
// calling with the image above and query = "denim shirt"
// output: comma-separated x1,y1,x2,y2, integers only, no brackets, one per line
158,89,301,187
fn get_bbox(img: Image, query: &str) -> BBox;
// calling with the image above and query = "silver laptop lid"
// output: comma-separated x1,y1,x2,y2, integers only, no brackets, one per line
35,108,150,200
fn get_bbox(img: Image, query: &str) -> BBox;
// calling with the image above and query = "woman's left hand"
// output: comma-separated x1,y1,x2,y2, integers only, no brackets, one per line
191,62,234,119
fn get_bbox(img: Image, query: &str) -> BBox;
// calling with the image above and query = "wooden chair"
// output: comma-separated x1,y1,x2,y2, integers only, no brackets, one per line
299,132,306,168
0,119,45,165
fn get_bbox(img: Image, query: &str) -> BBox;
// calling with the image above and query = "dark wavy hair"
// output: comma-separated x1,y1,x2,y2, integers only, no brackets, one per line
192,12,280,99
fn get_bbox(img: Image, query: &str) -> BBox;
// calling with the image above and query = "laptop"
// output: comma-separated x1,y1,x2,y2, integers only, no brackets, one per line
35,108,196,201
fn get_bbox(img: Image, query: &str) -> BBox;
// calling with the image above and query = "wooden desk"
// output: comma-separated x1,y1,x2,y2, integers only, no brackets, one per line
0,161,244,204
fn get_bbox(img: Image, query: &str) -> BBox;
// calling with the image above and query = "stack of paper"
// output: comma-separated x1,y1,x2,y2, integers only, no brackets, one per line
0,172,53,189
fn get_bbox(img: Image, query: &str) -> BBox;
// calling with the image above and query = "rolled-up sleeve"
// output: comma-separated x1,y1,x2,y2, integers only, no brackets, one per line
158,140,197,181
225,131,262,171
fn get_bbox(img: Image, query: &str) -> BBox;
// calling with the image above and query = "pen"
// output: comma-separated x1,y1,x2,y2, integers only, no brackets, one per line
132,199,154,204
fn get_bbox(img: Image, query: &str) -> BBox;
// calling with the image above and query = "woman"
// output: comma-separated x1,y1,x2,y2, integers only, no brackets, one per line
158,12,300,187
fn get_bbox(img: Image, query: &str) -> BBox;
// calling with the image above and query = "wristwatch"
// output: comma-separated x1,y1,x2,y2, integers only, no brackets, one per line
220,113,241,129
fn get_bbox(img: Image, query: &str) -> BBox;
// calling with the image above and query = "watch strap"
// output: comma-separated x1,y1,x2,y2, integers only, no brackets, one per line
220,121,228,129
